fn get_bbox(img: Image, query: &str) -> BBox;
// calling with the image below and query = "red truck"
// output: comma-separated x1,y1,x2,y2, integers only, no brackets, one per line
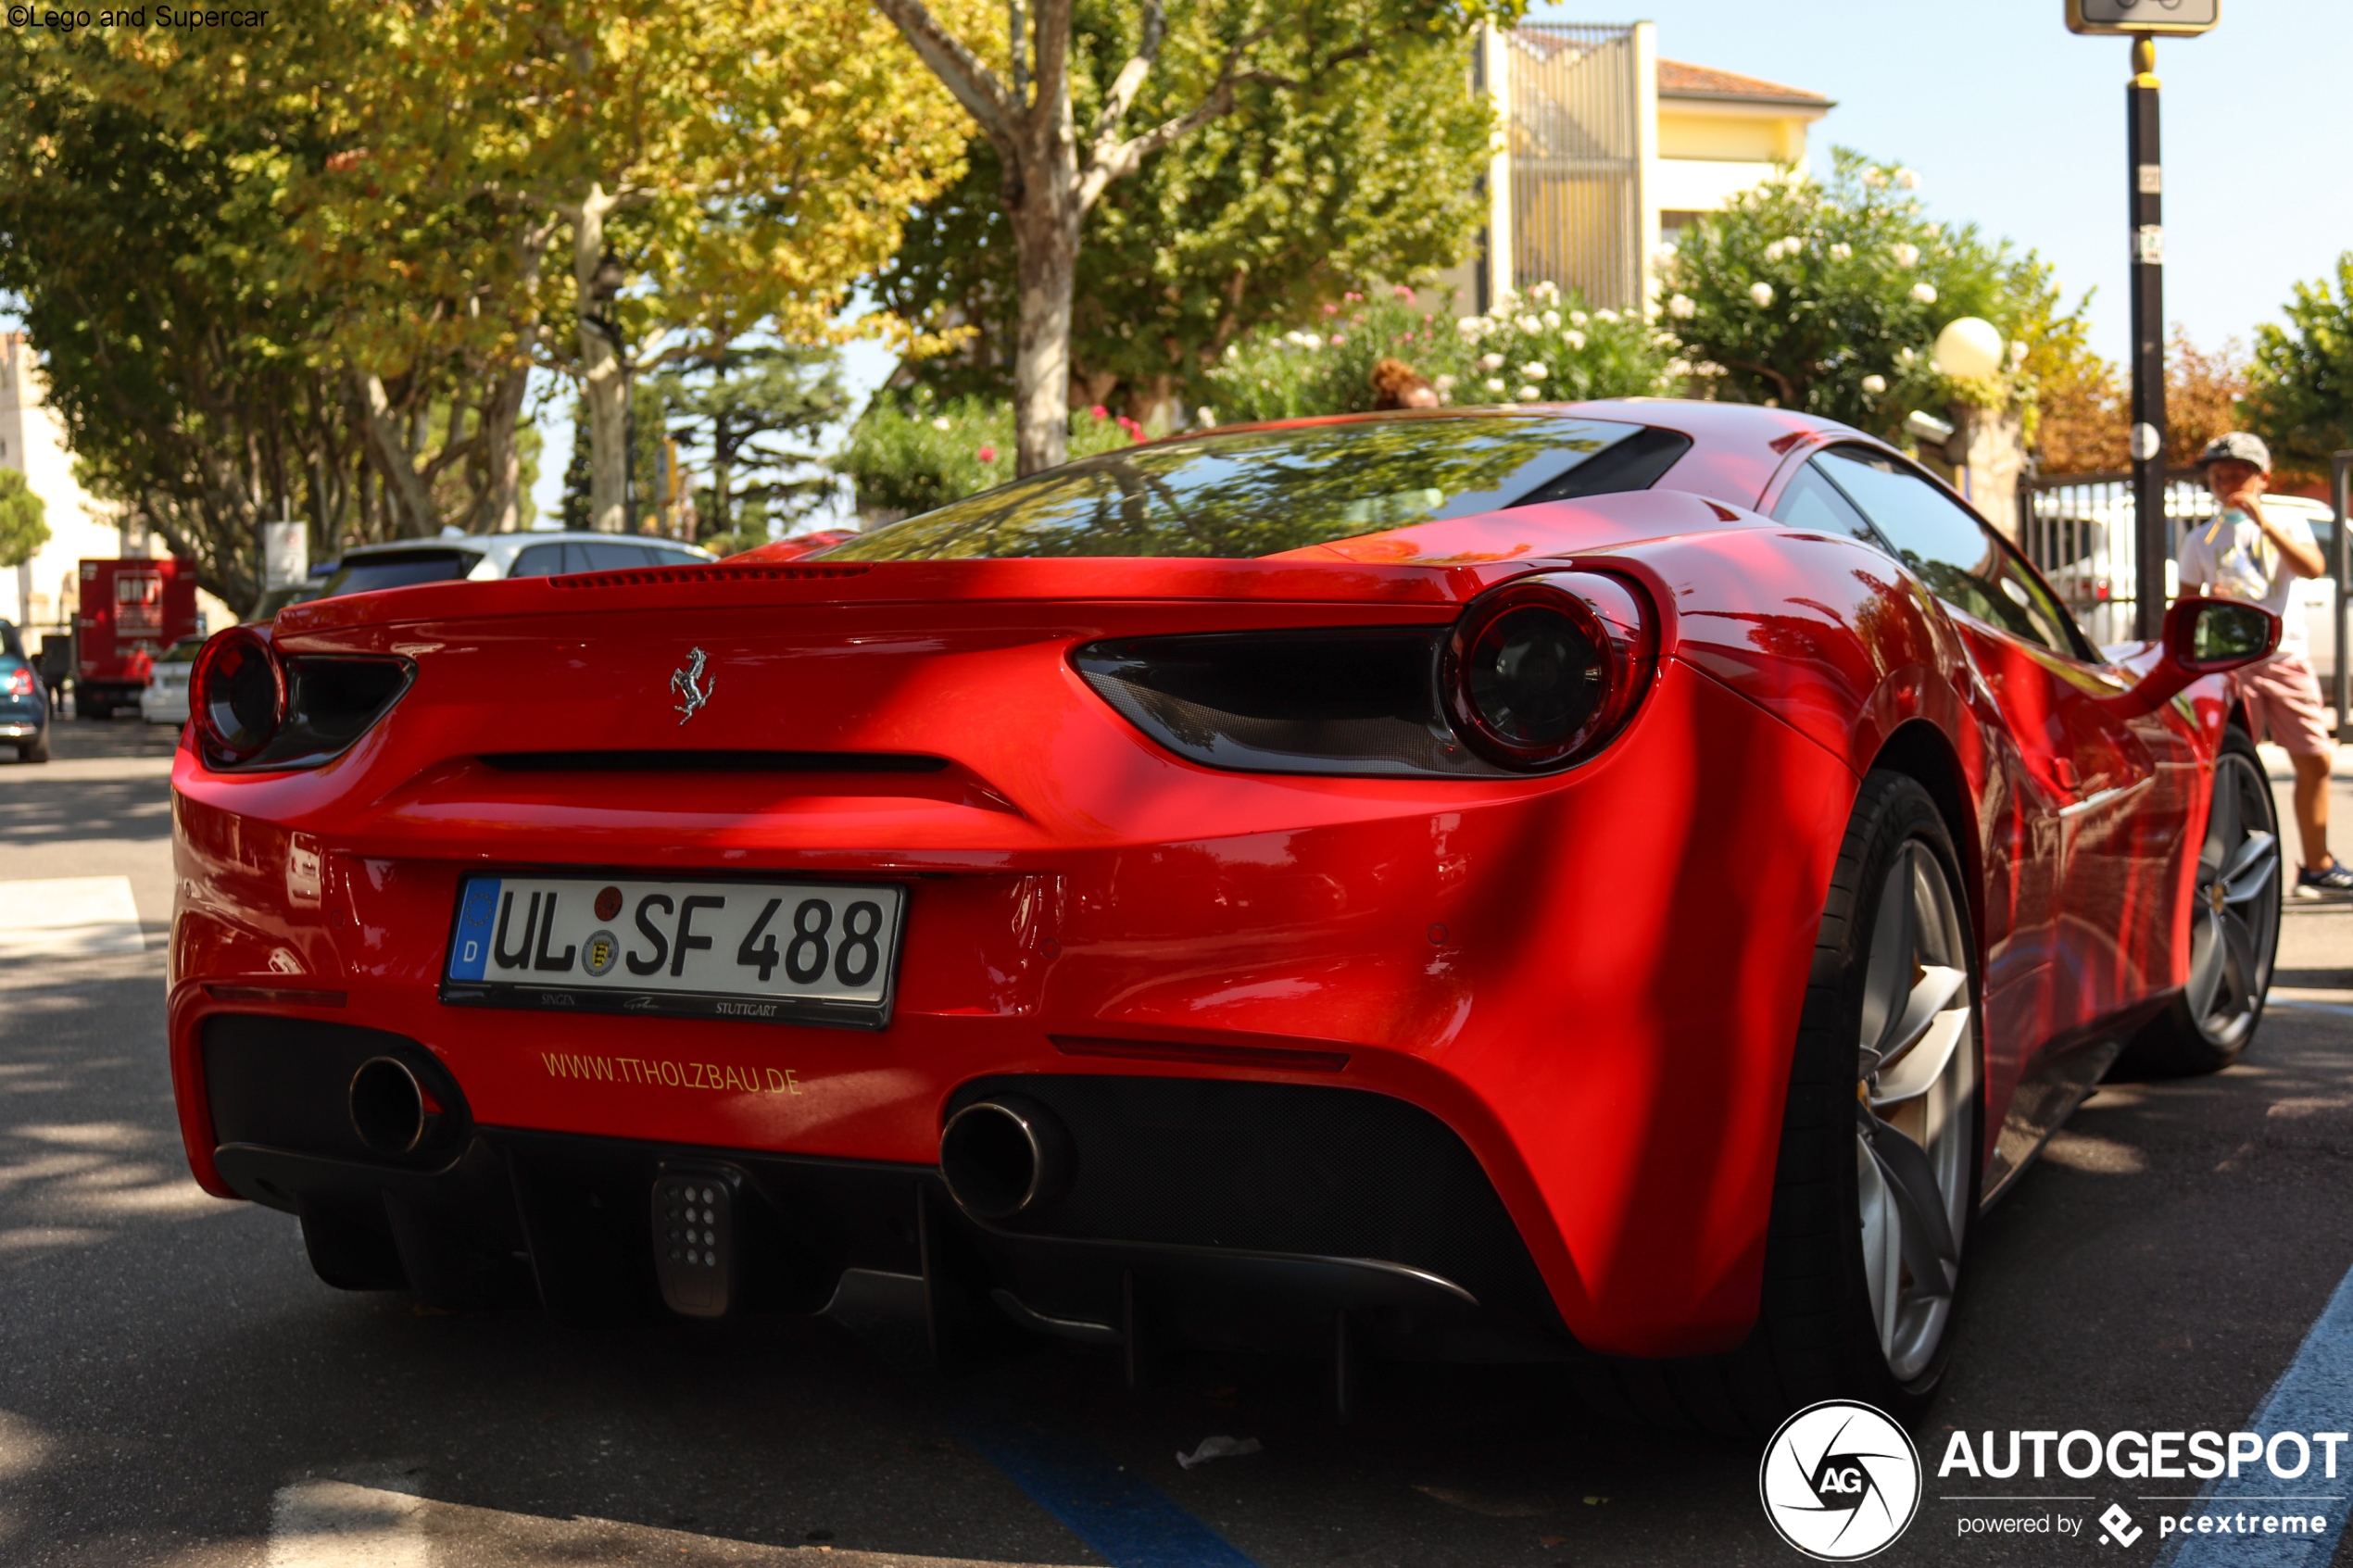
75,557,201,719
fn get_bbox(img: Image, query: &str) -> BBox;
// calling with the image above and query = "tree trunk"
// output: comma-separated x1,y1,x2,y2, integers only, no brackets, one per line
1008,167,1080,475
353,372,441,534
475,363,531,533
570,183,628,533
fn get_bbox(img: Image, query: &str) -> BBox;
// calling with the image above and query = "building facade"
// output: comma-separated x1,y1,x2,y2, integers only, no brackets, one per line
1436,23,1832,316
0,332,128,636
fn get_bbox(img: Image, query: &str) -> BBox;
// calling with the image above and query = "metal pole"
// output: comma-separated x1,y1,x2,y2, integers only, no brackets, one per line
2127,36,2168,642
2334,449,2351,738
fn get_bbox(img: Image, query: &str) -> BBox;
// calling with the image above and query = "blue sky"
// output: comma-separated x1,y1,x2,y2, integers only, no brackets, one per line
1542,0,2350,367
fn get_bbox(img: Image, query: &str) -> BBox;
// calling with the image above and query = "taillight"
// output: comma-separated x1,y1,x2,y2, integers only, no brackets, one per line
3,667,31,697
190,628,285,764
189,629,413,771
1441,571,1656,771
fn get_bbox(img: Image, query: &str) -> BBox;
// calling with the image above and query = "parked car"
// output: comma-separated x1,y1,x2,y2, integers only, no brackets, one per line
255,583,325,621
0,618,50,762
2030,488,2338,672
171,403,2281,1430
141,633,208,726
316,531,714,598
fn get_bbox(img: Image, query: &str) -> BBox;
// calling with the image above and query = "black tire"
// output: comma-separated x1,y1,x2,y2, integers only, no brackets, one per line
2112,726,2281,1078
19,732,48,763
79,698,109,721
1573,771,1982,1434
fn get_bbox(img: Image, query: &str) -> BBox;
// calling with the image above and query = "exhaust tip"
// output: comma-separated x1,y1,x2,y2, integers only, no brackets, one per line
350,1056,429,1156
940,1097,1067,1219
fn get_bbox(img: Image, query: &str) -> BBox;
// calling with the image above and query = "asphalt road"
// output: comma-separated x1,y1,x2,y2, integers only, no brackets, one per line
2,715,2349,1568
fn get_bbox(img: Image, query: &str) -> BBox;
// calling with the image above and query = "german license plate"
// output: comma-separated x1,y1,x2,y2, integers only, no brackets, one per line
440,873,905,1028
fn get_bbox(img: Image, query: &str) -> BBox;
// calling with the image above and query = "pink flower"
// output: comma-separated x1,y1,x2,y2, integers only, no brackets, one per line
1395,285,1416,299
1330,334,1347,345
1322,303,1339,316
1344,291,1364,303
975,445,997,462
1089,405,1108,420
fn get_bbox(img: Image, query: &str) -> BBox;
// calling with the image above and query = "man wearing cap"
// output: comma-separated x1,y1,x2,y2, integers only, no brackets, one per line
2179,432,2351,894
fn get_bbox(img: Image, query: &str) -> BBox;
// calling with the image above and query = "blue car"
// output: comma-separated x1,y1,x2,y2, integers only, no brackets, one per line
0,619,49,763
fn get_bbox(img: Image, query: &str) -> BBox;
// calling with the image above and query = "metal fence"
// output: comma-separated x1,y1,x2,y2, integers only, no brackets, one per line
1506,22,1642,312
2017,467,2216,649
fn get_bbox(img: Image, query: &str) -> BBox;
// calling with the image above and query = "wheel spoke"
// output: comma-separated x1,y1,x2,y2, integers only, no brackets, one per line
1859,1107,1957,1294
2183,906,2224,1022
1859,857,1919,1066
1856,1135,1902,1357
2204,764,2242,872
2216,909,2260,1020
2221,830,2279,905
1868,964,1968,1077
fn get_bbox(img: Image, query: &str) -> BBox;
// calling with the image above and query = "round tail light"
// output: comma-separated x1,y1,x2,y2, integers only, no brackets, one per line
190,627,285,765
1441,571,1657,771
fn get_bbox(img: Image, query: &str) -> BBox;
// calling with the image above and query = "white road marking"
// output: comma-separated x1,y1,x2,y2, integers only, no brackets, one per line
267,1480,431,1568
0,876,145,959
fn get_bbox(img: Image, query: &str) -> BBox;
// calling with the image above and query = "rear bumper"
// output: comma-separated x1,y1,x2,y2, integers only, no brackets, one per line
199,1013,1571,1361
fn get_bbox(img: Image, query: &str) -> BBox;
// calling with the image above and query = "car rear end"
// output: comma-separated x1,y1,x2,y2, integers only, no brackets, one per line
167,413,1857,1364
0,620,46,761
142,634,204,725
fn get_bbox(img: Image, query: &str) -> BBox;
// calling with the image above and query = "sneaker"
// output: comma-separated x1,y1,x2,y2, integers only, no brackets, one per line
2296,859,2353,897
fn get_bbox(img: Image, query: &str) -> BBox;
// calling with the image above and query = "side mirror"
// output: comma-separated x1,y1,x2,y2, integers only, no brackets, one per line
2167,596,2279,672
2108,596,2280,716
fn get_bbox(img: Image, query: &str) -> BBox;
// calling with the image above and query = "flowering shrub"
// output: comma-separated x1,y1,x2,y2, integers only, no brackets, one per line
1206,283,1672,424
835,390,1139,516
1657,148,2051,436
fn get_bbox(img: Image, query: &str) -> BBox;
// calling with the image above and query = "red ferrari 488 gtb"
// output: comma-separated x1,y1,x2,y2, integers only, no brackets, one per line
170,402,2284,1430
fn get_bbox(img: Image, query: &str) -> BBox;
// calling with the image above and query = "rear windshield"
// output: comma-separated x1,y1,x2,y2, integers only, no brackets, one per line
320,549,482,597
820,415,1681,560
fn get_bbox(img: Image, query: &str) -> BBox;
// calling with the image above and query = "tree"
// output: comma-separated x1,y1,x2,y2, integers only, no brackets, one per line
0,54,364,612
321,0,968,533
2246,254,2353,486
1661,151,2050,439
650,346,851,550
0,469,47,569
873,1,1493,423
872,0,1515,475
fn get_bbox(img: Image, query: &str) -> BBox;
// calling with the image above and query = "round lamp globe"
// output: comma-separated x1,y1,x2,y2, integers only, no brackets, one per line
1931,318,2005,380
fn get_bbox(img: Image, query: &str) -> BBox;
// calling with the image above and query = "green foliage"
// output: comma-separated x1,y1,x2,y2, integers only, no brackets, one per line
560,405,594,533
653,346,850,546
1659,150,2060,439
0,469,48,569
2246,253,2353,485
1208,283,1673,423
875,0,1495,412
836,391,1142,518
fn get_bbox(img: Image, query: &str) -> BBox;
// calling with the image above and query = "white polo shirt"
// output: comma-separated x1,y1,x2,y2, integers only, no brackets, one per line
2176,504,2316,662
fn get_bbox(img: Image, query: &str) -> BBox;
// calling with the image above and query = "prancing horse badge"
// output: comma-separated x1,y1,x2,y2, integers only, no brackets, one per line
671,646,713,725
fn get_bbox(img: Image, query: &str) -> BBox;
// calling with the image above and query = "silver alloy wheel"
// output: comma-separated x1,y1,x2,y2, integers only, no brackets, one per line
2185,750,2281,1047
1854,840,1976,1384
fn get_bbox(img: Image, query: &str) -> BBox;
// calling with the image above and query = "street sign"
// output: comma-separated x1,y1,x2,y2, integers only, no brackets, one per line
2066,0,2219,37
262,520,308,589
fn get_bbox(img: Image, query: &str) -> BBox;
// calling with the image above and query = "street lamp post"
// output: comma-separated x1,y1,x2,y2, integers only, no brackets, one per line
2066,0,2219,641
2125,36,2165,643
585,252,635,534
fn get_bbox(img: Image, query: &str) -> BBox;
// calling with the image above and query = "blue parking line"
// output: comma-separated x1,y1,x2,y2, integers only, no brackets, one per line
945,1395,1264,1568
2157,1263,2353,1566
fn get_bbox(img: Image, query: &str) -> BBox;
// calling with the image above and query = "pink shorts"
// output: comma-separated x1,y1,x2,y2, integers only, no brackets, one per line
2234,653,2337,757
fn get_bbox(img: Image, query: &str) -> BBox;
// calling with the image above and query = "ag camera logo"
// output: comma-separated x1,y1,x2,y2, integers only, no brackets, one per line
1759,1400,1922,1561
